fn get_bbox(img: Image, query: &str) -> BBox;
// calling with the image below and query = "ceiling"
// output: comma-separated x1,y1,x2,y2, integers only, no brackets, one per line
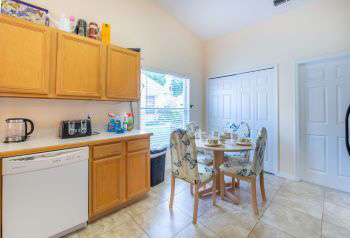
154,0,311,40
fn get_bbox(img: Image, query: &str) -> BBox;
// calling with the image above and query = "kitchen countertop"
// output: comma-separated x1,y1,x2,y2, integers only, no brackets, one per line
0,130,153,157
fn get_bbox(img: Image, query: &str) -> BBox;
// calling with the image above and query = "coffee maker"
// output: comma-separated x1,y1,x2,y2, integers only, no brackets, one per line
4,118,35,143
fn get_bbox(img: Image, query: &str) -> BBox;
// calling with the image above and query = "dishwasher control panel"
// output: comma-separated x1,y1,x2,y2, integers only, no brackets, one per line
2,147,89,175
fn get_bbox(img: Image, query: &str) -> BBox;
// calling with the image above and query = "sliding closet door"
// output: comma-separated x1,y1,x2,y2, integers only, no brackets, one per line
208,68,277,173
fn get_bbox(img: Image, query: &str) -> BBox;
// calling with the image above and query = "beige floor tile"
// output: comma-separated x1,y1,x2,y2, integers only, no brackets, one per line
261,202,322,238
98,220,149,238
322,221,350,238
174,223,221,238
173,189,213,217
279,180,324,202
134,202,192,238
248,221,295,238
198,200,259,238
273,189,323,219
151,177,188,200
323,202,350,231
79,209,132,238
325,189,350,210
226,189,270,215
78,218,115,238
125,191,166,217
259,173,286,189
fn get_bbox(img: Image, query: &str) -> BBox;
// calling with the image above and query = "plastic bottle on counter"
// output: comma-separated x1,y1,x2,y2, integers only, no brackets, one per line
107,113,115,132
122,114,128,132
115,116,124,134
126,112,134,131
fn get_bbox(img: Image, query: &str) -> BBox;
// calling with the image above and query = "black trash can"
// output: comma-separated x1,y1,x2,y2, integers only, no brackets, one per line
150,146,168,187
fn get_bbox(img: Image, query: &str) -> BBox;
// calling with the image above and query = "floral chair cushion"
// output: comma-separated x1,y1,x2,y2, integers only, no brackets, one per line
187,122,214,165
198,164,215,183
170,128,215,184
220,127,267,178
220,158,255,177
224,122,251,161
197,149,214,165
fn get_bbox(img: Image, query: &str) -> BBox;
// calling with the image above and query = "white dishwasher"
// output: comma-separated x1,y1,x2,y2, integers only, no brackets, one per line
2,147,89,238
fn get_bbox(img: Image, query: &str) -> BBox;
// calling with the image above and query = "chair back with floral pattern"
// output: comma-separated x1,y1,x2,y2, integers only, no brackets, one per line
170,129,200,184
229,122,250,138
227,122,251,159
186,121,199,136
251,128,267,175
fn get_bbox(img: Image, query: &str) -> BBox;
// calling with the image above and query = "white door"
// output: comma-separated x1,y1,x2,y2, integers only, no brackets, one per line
300,55,350,192
208,68,277,173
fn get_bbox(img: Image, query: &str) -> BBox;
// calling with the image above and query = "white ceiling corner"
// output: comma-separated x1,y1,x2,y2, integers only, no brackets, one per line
154,0,311,40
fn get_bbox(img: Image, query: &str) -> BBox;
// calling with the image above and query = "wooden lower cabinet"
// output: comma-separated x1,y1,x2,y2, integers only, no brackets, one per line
92,155,126,215
90,138,150,219
127,150,150,199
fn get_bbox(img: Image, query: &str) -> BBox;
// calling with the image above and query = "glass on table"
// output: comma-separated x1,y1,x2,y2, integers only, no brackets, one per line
212,130,219,138
200,132,207,141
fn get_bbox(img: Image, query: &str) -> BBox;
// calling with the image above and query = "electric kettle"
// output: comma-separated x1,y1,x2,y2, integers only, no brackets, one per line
4,118,35,143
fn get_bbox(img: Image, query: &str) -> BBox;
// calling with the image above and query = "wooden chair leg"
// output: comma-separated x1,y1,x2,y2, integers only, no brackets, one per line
260,171,267,202
236,179,240,188
190,184,193,195
251,179,259,215
220,172,225,200
169,175,175,209
232,178,235,190
212,177,216,206
193,184,199,224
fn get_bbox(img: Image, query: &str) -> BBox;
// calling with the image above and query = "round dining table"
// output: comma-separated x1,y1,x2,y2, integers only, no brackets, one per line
195,139,255,203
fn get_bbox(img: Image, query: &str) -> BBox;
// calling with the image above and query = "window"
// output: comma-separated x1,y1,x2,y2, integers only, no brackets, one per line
140,70,190,147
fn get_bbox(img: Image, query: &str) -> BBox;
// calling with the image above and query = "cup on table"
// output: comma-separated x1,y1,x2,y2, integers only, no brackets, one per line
224,131,232,139
201,132,207,141
207,136,219,145
212,130,219,138
219,135,226,144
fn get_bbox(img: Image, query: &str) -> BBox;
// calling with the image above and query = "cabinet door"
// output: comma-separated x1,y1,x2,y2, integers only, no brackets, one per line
106,46,140,100
92,155,126,215
127,150,150,199
56,32,103,97
0,16,50,95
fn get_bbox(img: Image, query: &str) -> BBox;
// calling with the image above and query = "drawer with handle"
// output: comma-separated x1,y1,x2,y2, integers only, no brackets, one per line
127,139,149,153
93,142,122,159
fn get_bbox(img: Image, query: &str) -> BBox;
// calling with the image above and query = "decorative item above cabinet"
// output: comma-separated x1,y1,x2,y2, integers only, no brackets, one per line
0,14,140,101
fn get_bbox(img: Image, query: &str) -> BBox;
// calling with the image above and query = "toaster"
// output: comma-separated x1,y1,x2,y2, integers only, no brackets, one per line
59,119,92,139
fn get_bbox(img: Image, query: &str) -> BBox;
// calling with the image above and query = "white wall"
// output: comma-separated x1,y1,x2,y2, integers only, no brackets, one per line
204,0,350,177
0,0,204,133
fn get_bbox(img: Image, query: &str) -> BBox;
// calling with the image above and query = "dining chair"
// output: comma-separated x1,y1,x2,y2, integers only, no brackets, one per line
225,121,251,188
169,128,217,224
219,127,267,215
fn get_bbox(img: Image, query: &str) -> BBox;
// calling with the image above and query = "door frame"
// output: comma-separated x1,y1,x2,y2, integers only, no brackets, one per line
295,52,350,181
207,64,279,175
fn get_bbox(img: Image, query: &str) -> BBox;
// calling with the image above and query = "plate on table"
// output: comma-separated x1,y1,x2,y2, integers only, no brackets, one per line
205,143,222,147
236,141,252,146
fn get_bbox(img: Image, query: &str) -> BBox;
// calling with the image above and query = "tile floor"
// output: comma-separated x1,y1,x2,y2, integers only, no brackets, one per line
65,169,350,238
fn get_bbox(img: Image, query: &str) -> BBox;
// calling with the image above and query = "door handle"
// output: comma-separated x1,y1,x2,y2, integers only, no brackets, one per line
346,105,350,157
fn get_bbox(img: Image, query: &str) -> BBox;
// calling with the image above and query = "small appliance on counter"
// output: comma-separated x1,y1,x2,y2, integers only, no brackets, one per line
4,118,34,143
59,119,92,139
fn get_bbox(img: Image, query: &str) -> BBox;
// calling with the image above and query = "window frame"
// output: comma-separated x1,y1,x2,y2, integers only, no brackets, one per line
139,68,191,147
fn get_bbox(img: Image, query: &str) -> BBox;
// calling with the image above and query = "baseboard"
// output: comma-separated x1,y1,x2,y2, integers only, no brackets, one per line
276,172,298,181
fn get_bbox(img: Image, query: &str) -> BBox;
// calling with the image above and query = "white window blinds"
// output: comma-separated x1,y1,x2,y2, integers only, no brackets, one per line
140,70,190,147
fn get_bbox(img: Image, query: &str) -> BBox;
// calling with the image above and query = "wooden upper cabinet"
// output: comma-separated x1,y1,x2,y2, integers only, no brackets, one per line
106,45,140,100
0,15,50,95
56,32,103,97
